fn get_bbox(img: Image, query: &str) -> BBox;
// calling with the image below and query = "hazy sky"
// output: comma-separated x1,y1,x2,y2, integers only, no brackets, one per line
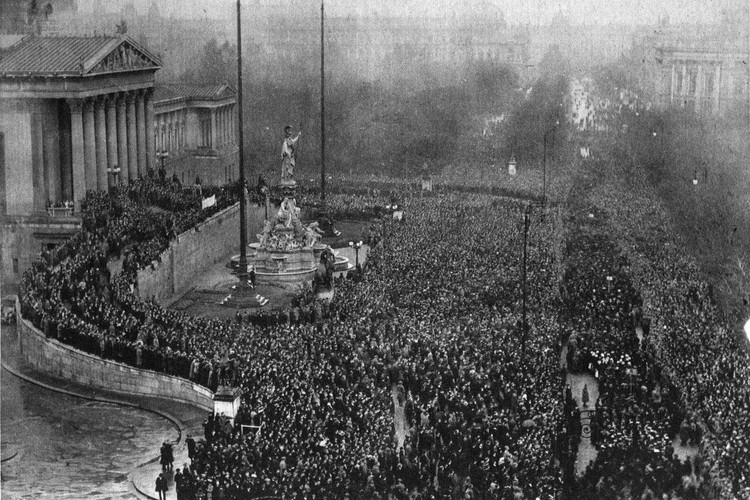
84,0,726,25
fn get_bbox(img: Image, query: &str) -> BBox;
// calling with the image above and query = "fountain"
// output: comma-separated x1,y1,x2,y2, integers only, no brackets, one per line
248,197,320,284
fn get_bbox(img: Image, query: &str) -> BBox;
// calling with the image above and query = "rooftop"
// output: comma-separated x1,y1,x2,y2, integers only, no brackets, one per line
0,35,160,77
153,82,236,104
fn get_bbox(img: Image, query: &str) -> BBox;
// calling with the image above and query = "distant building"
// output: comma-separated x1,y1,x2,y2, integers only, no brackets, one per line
153,83,239,186
0,34,161,289
632,3,749,119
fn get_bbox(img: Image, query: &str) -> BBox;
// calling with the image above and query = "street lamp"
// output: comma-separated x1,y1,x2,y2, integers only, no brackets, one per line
542,120,560,205
383,204,398,239
349,240,363,268
156,150,169,176
508,155,517,176
107,165,121,190
521,201,545,356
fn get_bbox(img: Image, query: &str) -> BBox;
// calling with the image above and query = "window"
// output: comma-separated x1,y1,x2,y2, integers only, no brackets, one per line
12,258,18,274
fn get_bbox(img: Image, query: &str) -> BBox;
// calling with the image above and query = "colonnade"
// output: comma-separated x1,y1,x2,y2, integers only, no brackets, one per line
669,60,722,114
155,109,187,154
154,103,235,156
67,88,154,203
215,104,236,148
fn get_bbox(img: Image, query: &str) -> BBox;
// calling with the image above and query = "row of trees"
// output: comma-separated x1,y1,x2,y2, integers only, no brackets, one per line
181,38,546,179
599,71,750,325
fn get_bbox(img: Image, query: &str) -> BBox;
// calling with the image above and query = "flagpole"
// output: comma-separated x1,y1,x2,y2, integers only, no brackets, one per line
236,0,248,284
320,0,326,206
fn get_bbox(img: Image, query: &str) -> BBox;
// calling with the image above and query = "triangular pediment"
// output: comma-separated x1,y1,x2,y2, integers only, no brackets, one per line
86,38,161,75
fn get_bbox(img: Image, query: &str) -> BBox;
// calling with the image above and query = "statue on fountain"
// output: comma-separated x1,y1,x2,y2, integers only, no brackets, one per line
280,126,301,185
256,197,322,251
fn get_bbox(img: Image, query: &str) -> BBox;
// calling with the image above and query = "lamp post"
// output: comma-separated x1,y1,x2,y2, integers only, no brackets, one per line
384,204,397,240
349,240,362,268
521,202,545,356
156,150,169,176
107,165,121,190
542,120,560,205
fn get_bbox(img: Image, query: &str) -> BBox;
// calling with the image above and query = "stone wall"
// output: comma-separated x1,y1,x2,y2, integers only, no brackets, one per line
16,301,214,411
137,200,266,302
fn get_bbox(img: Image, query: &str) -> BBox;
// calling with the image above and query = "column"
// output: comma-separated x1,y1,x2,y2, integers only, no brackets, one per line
67,100,86,206
60,103,73,202
136,90,147,176
127,92,138,181
695,64,703,113
83,99,97,193
31,114,45,211
106,96,118,189
232,104,237,144
117,93,129,183
95,97,108,191
713,63,722,115
670,63,676,104
145,89,156,173
210,109,216,150
223,107,227,144
681,63,688,97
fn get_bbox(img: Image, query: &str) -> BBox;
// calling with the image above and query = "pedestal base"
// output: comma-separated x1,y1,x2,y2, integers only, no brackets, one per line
277,181,297,199
221,281,261,309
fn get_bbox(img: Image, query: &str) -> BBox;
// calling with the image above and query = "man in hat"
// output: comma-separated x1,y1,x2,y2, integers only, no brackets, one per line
280,126,301,183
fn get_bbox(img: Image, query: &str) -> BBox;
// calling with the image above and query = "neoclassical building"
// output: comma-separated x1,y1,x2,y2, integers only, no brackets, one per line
0,34,160,289
631,3,749,120
153,83,238,186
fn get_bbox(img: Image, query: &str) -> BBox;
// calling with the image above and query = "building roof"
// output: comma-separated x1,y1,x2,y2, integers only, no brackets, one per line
0,35,160,77
153,82,236,104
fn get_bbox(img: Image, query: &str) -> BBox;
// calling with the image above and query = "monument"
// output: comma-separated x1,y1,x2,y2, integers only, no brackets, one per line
279,125,301,198
228,126,350,283
252,196,321,283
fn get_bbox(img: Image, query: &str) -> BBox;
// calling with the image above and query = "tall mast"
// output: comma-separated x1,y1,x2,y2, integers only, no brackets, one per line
320,0,326,205
236,0,248,281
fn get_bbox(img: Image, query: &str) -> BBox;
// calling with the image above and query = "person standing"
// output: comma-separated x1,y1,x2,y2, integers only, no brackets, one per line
155,472,167,500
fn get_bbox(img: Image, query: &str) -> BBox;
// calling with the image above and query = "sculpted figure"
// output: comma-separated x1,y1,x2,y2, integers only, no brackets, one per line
304,222,324,247
281,126,301,183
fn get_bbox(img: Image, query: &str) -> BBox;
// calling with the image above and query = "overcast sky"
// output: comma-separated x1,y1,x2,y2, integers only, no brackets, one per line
85,0,727,25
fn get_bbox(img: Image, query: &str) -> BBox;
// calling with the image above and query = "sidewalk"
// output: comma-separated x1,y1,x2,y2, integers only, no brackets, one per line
2,325,207,500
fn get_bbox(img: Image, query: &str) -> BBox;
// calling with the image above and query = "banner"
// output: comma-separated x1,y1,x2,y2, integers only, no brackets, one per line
201,195,216,210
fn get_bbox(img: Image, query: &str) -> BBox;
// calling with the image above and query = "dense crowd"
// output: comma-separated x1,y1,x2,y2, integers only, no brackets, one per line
566,79,750,498
20,179,569,498
16,76,750,499
186,195,565,499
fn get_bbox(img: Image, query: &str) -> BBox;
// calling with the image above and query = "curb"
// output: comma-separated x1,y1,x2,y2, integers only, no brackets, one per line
1,358,185,500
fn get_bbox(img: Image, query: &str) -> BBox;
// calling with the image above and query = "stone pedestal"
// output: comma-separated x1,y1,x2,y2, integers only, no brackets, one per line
221,280,259,309
253,246,316,283
213,386,242,425
278,180,297,199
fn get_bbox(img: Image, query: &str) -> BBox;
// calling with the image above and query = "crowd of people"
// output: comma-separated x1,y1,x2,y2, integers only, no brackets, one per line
563,79,749,498
20,179,570,498
186,195,566,499
16,76,750,499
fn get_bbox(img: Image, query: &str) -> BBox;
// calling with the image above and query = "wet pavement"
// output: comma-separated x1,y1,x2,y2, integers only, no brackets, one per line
1,374,176,500
1,324,206,500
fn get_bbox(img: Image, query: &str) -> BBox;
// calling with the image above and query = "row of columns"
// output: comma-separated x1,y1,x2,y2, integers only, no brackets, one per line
155,109,187,155
154,104,236,157
216,104,236,148
669,61,722,114
68,89,154,204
